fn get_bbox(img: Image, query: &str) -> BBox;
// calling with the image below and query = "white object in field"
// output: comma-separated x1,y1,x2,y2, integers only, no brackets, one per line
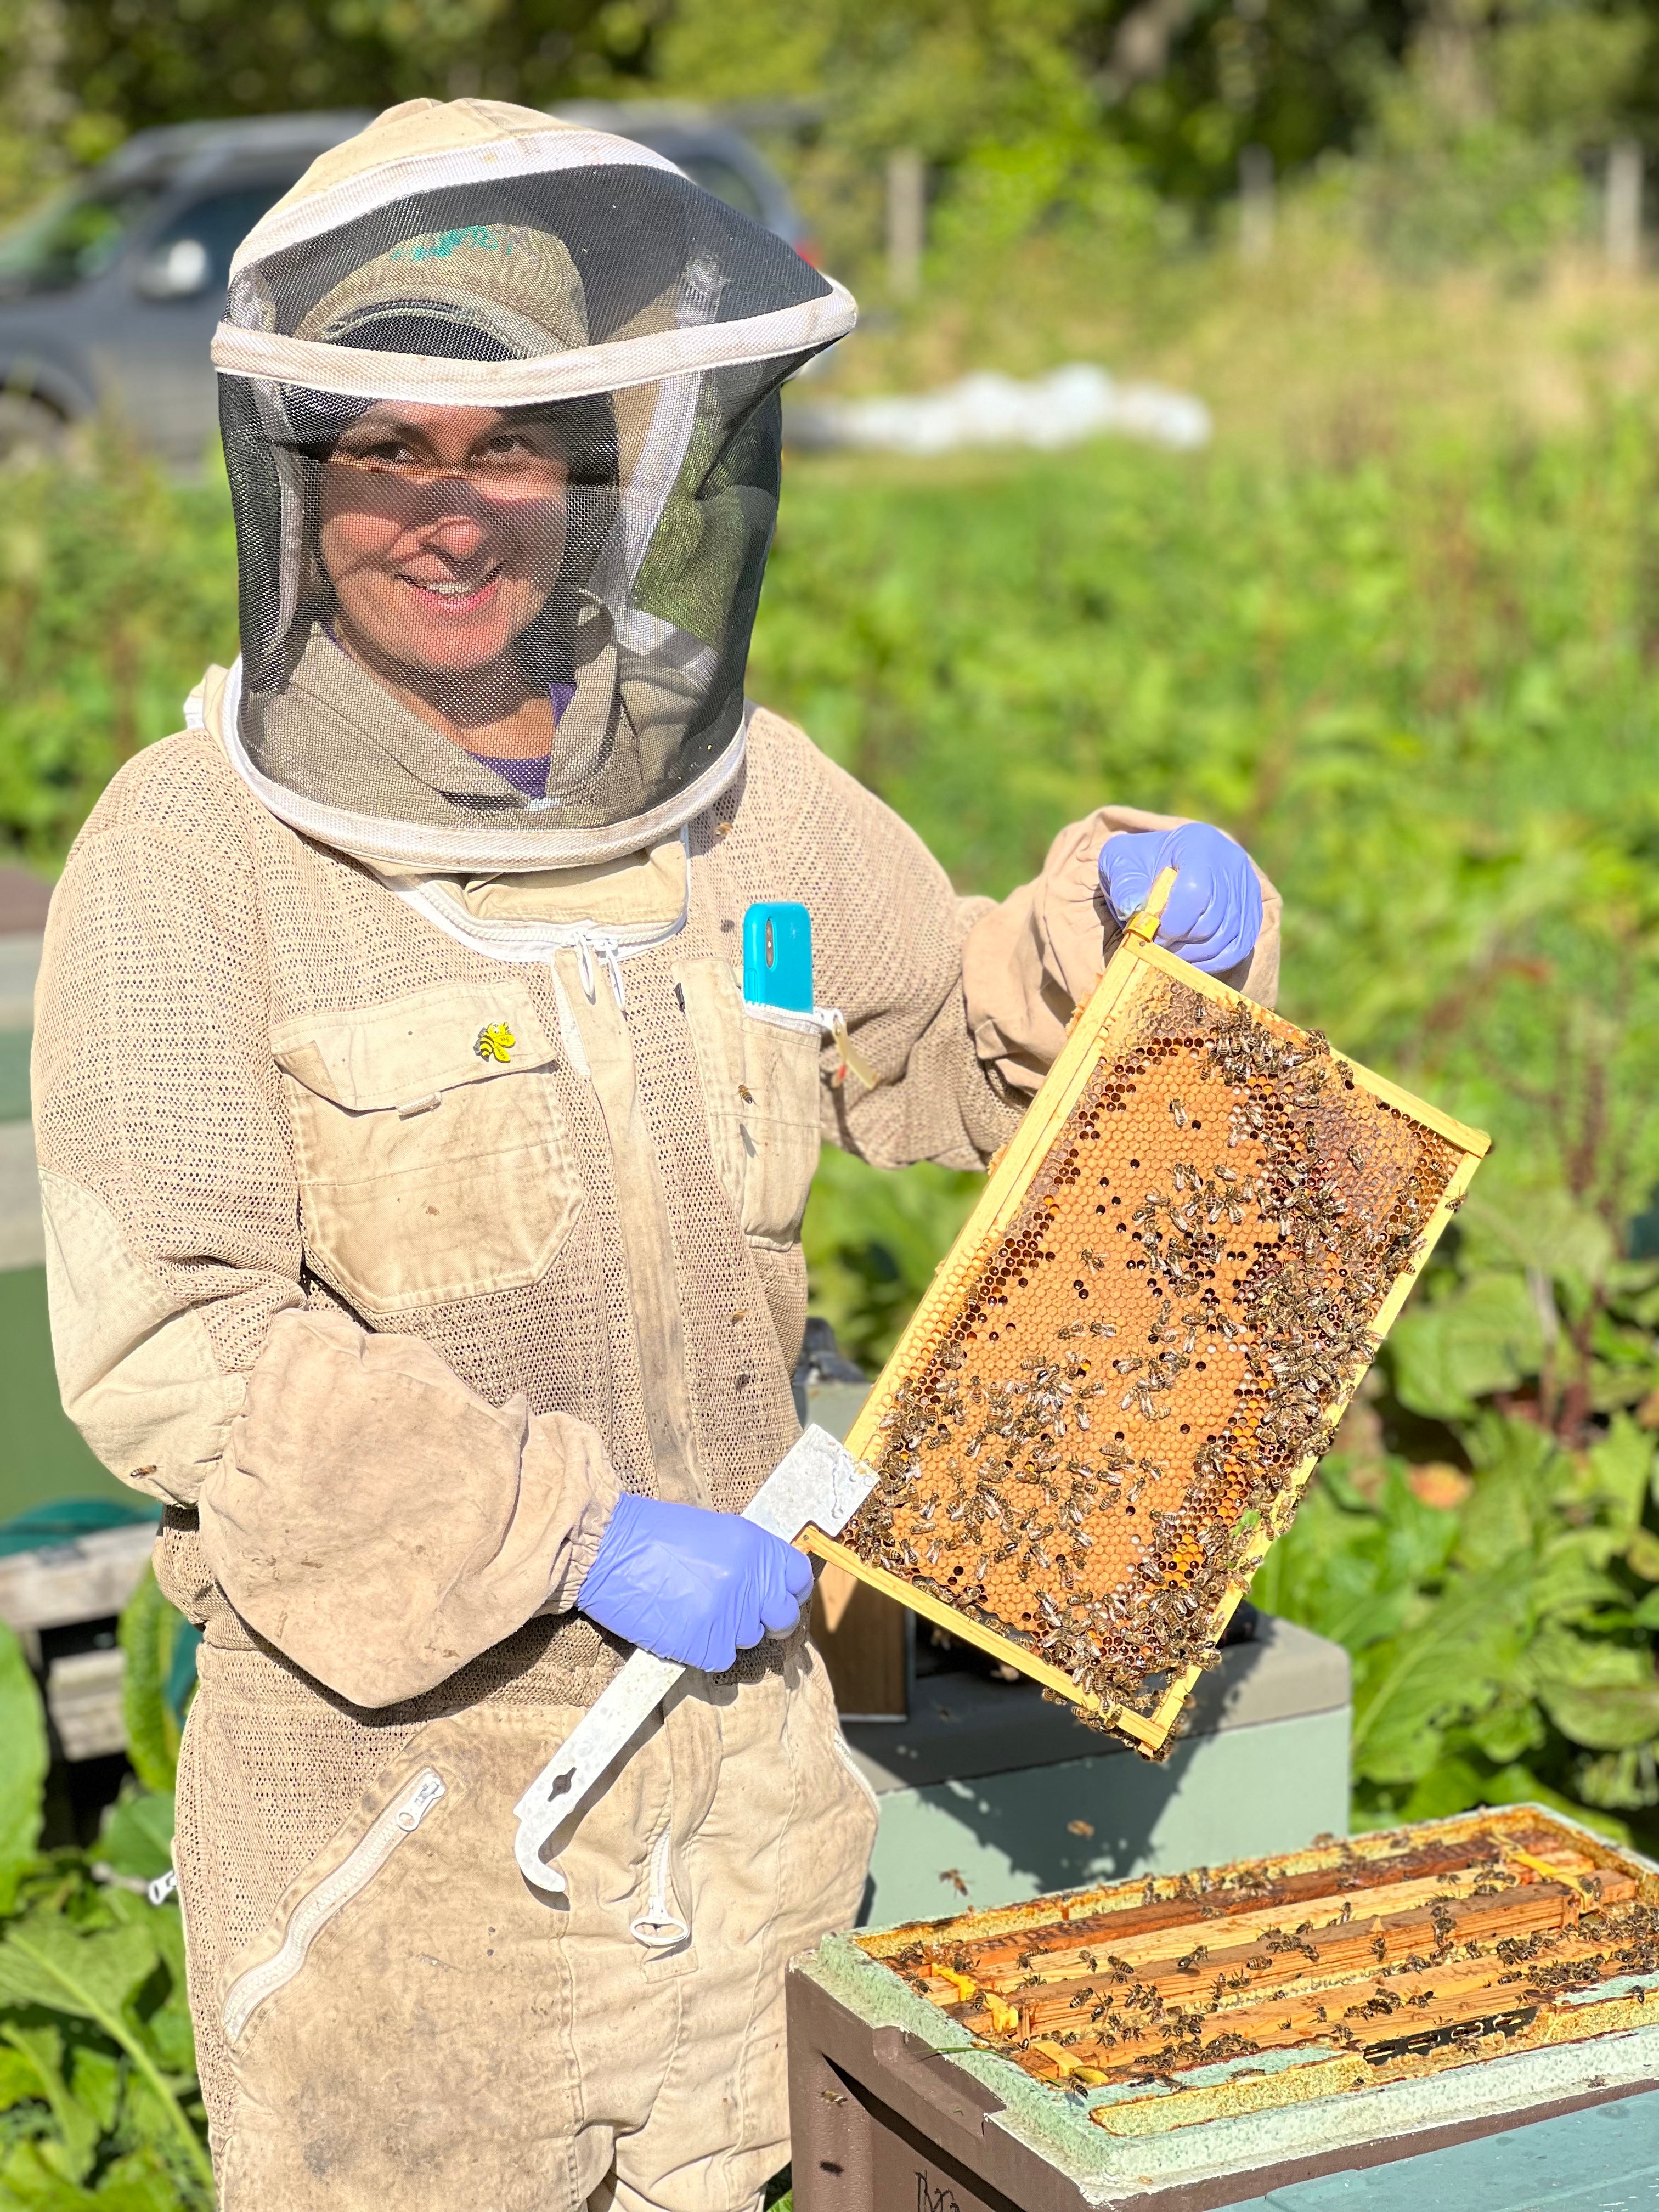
1607,139,1644,273
512,1424,876,1893
886,148,926,299
790,364,1210,457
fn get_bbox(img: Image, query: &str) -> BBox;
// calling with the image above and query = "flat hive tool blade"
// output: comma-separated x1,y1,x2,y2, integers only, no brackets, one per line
512,1425,875,1892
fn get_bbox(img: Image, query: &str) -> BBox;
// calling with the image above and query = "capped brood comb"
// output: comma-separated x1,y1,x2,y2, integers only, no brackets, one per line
801,867,1489,1756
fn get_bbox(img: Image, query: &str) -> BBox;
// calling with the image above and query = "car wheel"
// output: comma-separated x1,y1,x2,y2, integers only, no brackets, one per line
0,394,69,467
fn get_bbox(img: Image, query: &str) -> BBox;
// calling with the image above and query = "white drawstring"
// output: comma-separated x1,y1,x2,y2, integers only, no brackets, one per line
597,936,627,1011
574,931,627,1011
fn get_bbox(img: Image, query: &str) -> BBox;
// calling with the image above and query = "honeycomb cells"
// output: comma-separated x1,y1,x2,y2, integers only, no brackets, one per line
846,976,1463,1725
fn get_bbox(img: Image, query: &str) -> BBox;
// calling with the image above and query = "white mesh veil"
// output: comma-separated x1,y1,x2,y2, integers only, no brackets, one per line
211,99,856,870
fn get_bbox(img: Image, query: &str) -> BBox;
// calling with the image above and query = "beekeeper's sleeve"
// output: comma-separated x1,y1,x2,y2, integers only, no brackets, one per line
961,804,1282,1096
772,733,1279,1155
31,788,618,1708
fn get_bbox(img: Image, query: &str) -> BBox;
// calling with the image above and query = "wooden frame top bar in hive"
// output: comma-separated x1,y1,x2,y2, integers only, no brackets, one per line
853,1806,1659,2134
804,872,1490,1754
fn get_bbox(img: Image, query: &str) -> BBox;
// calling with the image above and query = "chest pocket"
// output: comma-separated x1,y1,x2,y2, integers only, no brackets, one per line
674,957,822,1252
272,980,581,1317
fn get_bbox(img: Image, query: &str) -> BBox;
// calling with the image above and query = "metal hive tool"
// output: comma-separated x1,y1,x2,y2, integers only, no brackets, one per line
804,868,1490,1754
854,1806,1659,2129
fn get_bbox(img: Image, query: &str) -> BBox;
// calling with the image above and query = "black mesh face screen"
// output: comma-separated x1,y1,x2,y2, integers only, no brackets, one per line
211,120,853,868
242,166,827,354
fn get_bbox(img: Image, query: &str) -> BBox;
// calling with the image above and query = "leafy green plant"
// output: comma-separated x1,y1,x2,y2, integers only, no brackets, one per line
0,1632,47,1920
0,1610,208,2209
4,308,1659,1857
116,1577,194,1801
0,428,238,863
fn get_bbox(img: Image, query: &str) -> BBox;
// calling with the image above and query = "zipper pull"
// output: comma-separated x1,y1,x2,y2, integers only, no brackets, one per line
820,1008,880,1092
396,1771,446,1832
594,934,627,1011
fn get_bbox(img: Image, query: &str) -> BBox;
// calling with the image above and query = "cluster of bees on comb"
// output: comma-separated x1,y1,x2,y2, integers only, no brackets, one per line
871,1817,1659,2104
845,978,1462,1730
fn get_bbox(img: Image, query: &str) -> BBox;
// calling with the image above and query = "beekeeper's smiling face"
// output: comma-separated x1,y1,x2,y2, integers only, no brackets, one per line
319,402,570,679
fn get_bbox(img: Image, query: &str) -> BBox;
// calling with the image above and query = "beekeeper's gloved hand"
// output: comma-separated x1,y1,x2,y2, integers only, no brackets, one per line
577,1494,815,1673
1098,823,1263,976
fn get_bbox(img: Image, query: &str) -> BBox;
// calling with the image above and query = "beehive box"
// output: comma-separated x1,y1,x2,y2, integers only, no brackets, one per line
787,1807,1659,2212
803,876,1489,1754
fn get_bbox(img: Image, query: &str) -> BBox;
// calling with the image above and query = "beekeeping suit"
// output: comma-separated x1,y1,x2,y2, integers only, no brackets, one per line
31,99,1280,2212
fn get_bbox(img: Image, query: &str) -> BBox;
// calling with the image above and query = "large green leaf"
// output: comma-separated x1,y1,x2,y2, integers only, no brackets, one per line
93,1799,173,1888
1582,1416,1656,1539
65,2053,116,2144
1351,1563,1534,1786
1389,1272,1542,1420
0,1624,48,1912
88,2150,195,2212
1530,1533,1625,1619
0,1919,212,2193
101,1900,190,2083
116,1577,186,1798
0,1920,156,2025
0,2047,44,2110
0,2138,185,2210
0,2027,96,2186
1538,1678,1659,1750
1462,1188,1617,1301
1530,1626,1659,1749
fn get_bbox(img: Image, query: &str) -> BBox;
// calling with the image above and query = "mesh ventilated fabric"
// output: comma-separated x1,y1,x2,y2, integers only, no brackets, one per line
36,702,1019,1663
212,101,856,870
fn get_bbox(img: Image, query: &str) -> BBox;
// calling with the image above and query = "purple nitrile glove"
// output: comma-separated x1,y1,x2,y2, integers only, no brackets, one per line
577,1493,815,1674
1098,823,1263,976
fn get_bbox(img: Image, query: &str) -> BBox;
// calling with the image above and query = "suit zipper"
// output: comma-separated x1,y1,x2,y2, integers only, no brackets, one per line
222,1768,445,2045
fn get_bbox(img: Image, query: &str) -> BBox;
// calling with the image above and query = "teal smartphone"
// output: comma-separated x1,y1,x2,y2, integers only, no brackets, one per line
742,901,814,1013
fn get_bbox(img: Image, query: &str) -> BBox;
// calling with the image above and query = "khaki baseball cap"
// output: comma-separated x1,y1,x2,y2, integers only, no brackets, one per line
296,222,588,359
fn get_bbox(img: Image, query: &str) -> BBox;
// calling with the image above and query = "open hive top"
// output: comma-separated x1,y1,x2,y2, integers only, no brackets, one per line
856,1807,1659,2137
810,886,1489,1753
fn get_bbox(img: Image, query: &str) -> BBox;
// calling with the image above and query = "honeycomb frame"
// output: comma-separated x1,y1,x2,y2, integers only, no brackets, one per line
854,1805,1659,2127
803,875,1490,1756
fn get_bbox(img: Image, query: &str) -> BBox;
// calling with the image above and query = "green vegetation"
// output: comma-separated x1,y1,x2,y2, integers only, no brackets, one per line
772,397,1659,1850
0,1585,207,2212
5,332,1659,1854
7,342,1659,1848
0,1,1656,2194
0,433,233,865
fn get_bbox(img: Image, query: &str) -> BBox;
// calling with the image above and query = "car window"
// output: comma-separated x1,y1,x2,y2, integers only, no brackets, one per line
675,157,766,225
146,182,296,292
0,182,167,297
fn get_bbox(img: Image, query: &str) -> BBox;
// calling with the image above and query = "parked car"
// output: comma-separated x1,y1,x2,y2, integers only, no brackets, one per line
0,111,371,465
0,103,810,467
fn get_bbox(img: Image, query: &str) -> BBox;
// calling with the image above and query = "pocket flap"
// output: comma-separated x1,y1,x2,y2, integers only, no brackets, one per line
272,981,558,1113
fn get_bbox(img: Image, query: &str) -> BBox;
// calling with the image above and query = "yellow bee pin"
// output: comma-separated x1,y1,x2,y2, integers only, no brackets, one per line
474,1022,516,1065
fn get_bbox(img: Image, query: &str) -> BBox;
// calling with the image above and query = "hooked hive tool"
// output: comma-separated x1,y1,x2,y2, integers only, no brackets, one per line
803,865,1490,1756
513,1424,876,1892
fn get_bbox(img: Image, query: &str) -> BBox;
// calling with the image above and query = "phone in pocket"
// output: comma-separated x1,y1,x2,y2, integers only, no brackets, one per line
742,902,814,1013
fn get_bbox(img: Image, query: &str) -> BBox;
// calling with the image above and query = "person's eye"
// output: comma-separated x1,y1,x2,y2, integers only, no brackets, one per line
341,439,418,469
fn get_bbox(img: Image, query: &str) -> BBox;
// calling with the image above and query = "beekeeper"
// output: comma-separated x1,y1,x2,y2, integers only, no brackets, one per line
31,99,1280,2212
